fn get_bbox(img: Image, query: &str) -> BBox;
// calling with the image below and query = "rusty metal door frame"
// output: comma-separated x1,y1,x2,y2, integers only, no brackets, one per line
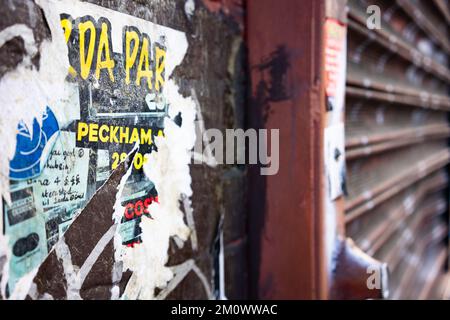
246,0,328,299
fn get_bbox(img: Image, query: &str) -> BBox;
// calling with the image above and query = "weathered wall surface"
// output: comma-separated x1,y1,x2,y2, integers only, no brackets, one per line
0,0,246,300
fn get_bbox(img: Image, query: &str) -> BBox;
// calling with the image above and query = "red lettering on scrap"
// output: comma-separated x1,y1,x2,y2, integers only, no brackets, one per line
124,203,134,219
123,196,158,220
144,197,151,213
126,239,142,248
134,200,144,216
122,196,158,247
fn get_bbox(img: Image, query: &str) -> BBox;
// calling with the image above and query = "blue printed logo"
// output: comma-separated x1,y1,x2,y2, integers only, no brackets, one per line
9,106,59,180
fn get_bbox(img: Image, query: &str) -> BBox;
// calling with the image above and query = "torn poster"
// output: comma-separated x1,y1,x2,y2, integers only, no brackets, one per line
1,0,195,300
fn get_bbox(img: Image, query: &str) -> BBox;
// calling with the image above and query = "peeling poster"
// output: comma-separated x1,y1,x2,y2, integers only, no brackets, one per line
1,0,196,299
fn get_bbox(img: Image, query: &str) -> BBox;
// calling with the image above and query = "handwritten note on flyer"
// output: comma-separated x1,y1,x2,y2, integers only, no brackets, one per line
34,131,89,209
